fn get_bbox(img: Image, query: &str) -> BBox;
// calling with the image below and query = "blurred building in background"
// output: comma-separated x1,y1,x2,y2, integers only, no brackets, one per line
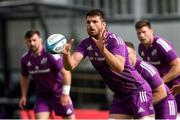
0,0,180,118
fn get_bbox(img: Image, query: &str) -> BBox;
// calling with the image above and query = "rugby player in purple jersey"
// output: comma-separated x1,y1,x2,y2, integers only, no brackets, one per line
125,41,177,119
62,9,155,119
135,19,180,116
19,30,75,119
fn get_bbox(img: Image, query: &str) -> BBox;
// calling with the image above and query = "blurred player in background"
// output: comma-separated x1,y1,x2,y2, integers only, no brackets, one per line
62,9,155,119
19,30,75,119
135,19,180,117
125,41,177,119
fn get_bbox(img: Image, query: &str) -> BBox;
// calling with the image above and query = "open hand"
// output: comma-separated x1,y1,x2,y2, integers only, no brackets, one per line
62,39,74,56
91,30,106,52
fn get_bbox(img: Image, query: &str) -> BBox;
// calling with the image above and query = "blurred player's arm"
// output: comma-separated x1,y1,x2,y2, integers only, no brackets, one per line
152,84,167,105
19,75,29,109
61,67,72,106
162,58,180,83
61,67,71,94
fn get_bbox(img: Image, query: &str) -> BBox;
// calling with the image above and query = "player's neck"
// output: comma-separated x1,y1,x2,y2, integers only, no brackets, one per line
32,45,43,57
96,31,107,40
132,58,136,67
144,39,153,48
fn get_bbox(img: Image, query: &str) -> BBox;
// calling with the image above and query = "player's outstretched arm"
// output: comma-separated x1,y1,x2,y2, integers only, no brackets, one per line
62,39,84,70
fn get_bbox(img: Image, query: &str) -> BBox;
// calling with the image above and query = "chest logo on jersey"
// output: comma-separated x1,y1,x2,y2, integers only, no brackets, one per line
90,57,105,61
35,65,39,70
151,49,157,56
141,51,145,57
27,61,32,67
87,45,93,50
95,52,98,56
41,57,48,64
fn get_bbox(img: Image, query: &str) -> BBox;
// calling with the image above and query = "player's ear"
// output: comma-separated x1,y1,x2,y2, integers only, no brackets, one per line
40,38,43,43
102,22,107,31
151,28,154,34
103,22,106,28
134,50,136,56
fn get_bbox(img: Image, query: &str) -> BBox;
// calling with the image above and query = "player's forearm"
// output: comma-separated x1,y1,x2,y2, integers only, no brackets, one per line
152,84,167,105
163,64,180,83
163,58,180,83
62,70,71,85
102,48,124,73
63,54,74,70
152,92,166,105
62,70,71,95
20,76,29,97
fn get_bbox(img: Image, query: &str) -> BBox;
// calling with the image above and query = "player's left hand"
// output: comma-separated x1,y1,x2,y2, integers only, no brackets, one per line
60,94,70,106
62,39,74,56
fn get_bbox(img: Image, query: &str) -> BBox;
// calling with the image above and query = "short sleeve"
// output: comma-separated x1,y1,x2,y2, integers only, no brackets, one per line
156,39,178,63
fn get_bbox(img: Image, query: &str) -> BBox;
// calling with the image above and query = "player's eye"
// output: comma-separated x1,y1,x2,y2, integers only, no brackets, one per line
87,21,90,24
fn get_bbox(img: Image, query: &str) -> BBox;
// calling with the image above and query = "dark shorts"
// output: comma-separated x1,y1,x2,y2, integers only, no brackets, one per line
34,95,74,117
110,91,155,119
154,94,177,119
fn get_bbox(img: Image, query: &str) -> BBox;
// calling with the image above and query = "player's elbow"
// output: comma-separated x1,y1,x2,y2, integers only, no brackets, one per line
177,58,180,72
173,58,180,74
152,84,167,105
118,66,124,73
114,65,124,73
64,65,73,71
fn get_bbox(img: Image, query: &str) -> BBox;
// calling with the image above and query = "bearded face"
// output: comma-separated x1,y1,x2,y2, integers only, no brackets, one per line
26,34,42,54
86,15,106,38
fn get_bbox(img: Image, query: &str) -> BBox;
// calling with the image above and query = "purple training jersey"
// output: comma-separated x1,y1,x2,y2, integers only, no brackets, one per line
75,32,152,97
135,59,163,90
135,59,177,119
138,35,180,113
138,35,180,85
20,48,63,96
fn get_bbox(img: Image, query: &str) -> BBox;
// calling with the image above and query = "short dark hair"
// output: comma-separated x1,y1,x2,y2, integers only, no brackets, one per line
25,30,40,39
125,41,135,50
135,19,151,30
86,9,106,22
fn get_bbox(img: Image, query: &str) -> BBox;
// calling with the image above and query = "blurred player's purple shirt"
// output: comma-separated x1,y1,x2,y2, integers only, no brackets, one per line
138,35,180,84
135,59,177,118
76,32,152,96
20,48,63,96
135,59,171,94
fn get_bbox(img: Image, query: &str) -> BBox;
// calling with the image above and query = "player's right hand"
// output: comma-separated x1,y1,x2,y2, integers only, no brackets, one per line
19,96,27,109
